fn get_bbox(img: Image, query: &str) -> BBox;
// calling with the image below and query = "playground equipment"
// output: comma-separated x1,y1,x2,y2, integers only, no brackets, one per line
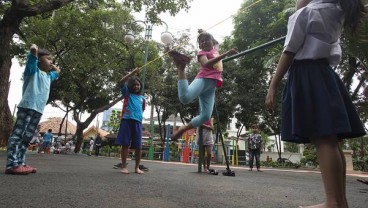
183,130,191,163
163,124,170,161
148,121,155,160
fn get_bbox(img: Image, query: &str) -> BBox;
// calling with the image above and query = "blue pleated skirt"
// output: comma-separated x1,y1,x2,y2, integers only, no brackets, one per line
281,59,366,143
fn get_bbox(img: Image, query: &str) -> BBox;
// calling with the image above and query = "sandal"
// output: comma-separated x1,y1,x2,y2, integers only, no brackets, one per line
357,178,368,185
168,50,191,70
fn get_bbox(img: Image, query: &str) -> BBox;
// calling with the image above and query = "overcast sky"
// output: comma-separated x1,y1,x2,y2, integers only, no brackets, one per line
8,0,245,124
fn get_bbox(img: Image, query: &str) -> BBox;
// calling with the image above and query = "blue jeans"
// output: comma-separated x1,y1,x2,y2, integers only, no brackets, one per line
178,78,216,128
6,107,42,168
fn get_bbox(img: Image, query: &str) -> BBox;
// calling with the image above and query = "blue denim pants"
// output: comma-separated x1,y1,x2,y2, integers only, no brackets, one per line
6,107,42,169
249,148,261,169
178,78,216,128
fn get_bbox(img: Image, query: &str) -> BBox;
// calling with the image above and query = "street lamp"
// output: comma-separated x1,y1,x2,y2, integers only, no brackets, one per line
124,20,173,93
124,20,173,160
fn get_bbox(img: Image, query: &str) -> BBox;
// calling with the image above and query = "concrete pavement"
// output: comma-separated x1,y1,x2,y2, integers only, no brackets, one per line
0,151,367,208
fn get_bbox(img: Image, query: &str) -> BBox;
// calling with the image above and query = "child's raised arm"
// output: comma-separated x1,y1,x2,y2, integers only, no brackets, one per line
199,47,238,68
30,44,38,57
120,67,140,84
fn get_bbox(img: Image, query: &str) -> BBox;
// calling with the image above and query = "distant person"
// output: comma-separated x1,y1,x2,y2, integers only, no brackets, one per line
115,67,146,174
65,140,71,153
195,118,214,173
38,133,44,154
247,124,262,172
43,129,53,154
88,138,94,156
265,0,366,207
168,29,238,141
29,125,41,151
5,44,60,175
95,133,102,157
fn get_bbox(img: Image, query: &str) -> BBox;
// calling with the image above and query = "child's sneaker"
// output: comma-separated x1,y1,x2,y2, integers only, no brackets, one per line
5,166,30,175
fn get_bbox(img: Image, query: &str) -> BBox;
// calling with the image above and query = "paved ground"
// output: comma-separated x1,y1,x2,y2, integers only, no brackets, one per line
0,151,367,208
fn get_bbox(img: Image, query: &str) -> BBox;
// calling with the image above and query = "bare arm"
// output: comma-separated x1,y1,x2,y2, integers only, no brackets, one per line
199,48,238,68
120,67,140,84
265,51,295,109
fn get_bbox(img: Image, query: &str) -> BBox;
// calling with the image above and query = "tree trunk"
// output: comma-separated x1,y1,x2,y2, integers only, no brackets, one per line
0,57,13,146
73,96,123,153
74,123,88,153
0,6,23,146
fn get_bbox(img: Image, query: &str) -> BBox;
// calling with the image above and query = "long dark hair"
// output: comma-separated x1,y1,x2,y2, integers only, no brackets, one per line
127,76,142,94
338,0,366,32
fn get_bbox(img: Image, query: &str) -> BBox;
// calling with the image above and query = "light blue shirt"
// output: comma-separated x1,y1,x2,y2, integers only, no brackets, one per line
284,0,344,66
121,84,145,122
43,132,53,142
17,53,59,113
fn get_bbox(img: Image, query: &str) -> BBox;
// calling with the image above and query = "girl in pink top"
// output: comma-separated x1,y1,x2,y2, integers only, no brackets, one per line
169,29,237,140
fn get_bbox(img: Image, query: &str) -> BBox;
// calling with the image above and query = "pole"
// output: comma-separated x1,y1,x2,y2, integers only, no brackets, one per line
65,106,68,143
163,124,170,161
223,36,286,62
12,104,17,118
141,24,152,94
198,126,203,173
148,95,155,160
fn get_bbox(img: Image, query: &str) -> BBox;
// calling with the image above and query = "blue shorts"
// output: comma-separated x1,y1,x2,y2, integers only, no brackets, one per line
115,119,142,149
43,141,51,148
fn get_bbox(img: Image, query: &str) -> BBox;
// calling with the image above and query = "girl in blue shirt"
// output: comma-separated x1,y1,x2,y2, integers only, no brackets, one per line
115,67,145,174
266,1,366,207
6,44,60,175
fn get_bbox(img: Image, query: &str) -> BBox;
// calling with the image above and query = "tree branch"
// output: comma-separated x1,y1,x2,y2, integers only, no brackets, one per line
15,0,76,18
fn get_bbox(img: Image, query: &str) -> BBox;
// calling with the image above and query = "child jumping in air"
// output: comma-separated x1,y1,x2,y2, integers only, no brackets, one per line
265,0,366,207
115,67,146,174
5,44,60,175
169,29,238,140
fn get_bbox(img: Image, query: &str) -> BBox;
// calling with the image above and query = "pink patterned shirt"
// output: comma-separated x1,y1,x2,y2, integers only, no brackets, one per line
195,48,223,88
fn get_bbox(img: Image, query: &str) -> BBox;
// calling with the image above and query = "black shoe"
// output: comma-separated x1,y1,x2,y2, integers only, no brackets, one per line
139,165,149,171
208,169,218,175
113,163,126,169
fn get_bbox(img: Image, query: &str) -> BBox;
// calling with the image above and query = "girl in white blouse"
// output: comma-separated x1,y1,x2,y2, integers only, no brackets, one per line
266,0,366,207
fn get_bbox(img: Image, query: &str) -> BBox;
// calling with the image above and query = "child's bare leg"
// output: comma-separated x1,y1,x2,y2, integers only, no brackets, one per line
337,143,348,207
301,136,347,208
171,122,193,140
201,146,208,172
177,68,187,80
120,146,129,174
134,149,143,174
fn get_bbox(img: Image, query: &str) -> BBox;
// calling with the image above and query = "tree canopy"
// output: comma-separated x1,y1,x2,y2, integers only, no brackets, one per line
0,0,192,147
